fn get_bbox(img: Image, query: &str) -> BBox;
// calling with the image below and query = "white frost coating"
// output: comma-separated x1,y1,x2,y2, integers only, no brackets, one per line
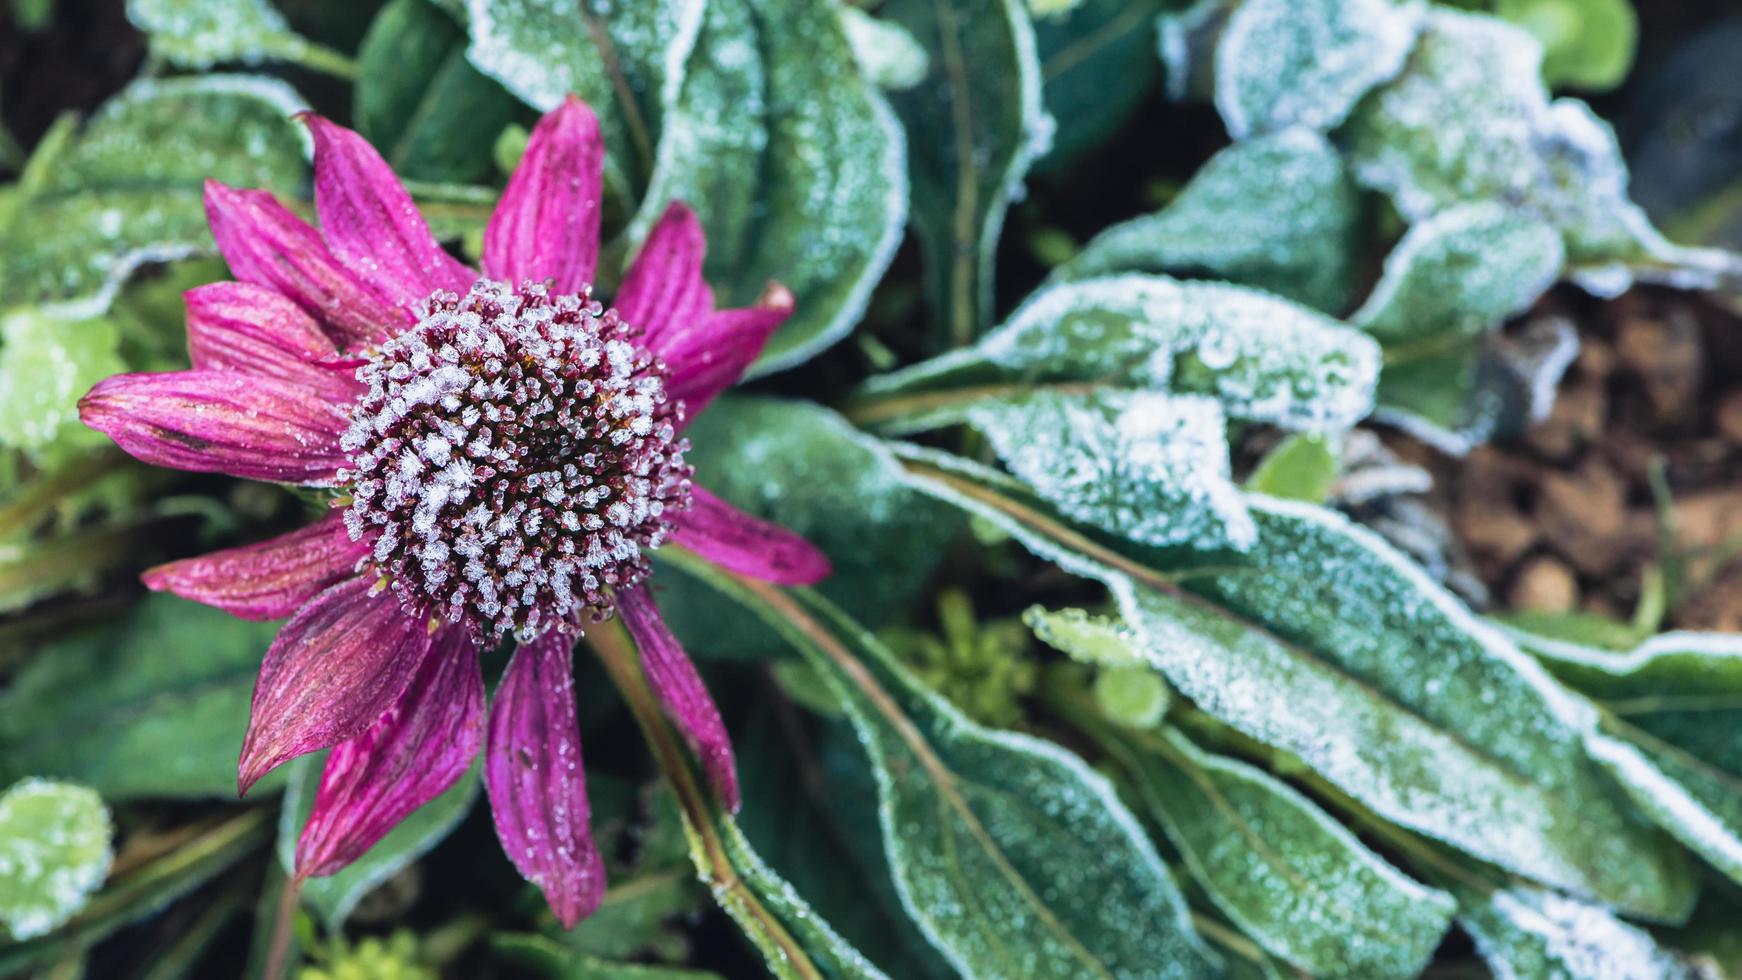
967,390,1257,551
0,779,113,940
1215,0,1423,139
1464,887,1691,980
872,274,1381,433
1351,201,1564,344
1589,735,1742,887
1157,0,1237,103
115,74,313,157
838,7,929,90
126,0,310,69
1512,628,1742,673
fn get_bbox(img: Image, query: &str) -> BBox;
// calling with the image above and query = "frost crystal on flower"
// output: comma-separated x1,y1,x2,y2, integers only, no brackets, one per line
339,278,692,639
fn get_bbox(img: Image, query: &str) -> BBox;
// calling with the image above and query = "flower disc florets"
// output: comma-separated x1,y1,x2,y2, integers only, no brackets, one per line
339,279,692,640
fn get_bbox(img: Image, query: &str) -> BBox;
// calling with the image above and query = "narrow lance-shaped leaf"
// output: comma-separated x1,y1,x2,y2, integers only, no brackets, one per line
1213,0,1424,138
880,0,1050,344
1030,0,1170,171
856,275,1380,436
631,0,907,375
1509,627,1742,889
661,551,1219,980
0,76,309,318
1057,129,1363,315
1456,886,1699,980
884,446,1697,921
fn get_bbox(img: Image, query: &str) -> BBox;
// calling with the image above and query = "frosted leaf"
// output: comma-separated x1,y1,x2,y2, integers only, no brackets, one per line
1128,727,1455,977
1157,0,1237,103
1459,887,1697,980
1025,606,1148,670
880,0,1050,342
1031,0,1171,171
0,310,125,462
1059,129,1360,313
0,779,113,941
629,0,907,375
863,274,1380,435
840,7,929,90
126,0,311,69
1342,9,1742,294
886,449,1696,920
966,390,1256,551
1353,201,1564,345
1214,0,1424,139
464,0,703,195
739,584,1218,980
1510,628,1742,888
278,755,479,931
0,76,308,318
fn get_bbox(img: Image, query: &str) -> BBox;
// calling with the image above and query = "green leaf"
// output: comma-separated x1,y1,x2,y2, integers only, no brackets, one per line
125,0,316,70
857,275,1380,436
0,76,308,318
1495,0,1637,92
494,935,725,979
464,0,703,195
1212,0,1423,138
654,396,958,657
840,8,930,90
278,754,481,932
881,0,1049,344
0,779,112,940
888,448,1698,920
665,554,1219,979
632,0,907,375
1030,0,1169,170
1352,202,1564,346
1058,129,1363,314
1342,8,1739,296
357,0,524,184
1106,726,1455,976
0,809,268,975
1509,629,1742,889
0,595,282,799
1245,433,1337,504
0,309,125,462
964,389,1255,551
1457,886,1696,979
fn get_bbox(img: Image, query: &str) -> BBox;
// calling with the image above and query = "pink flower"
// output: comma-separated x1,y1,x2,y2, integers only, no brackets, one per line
78,96,830,928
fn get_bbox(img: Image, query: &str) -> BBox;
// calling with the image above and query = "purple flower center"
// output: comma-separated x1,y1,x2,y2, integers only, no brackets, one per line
338,278,692,640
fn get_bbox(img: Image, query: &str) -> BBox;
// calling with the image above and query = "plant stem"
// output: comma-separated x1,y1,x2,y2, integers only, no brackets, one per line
261,875,303,980
292,43,360,81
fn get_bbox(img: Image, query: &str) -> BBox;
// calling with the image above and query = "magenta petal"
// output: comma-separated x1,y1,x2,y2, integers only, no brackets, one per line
185,282,360,403
617,585,740,811
142,511,365,621
238,577,432,794
672,485,831,586
305,115,474,305
664,284,795,420
295,628,484,879
614,203,713,351
485,632,605,928
483,96,605,294
79,370,351,485
204,180,403,347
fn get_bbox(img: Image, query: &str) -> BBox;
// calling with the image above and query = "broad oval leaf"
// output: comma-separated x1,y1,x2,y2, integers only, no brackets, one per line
1352,201,1564,345
1110,724,1455,977
965,390,1255,551
1214,0,1424,139
880,0,1050,344
0,75,308,318
1058,129,1362,315
0,594,282,799
1342,8,1741,295
665,555,1219,979
1511,628,1742,889
1457,886,1699,980
632,0,908,374
0,779,113,940
886,448,1697,920
858,275,1380,436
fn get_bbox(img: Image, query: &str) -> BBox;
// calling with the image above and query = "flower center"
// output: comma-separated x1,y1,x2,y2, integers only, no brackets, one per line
339,278,691,640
